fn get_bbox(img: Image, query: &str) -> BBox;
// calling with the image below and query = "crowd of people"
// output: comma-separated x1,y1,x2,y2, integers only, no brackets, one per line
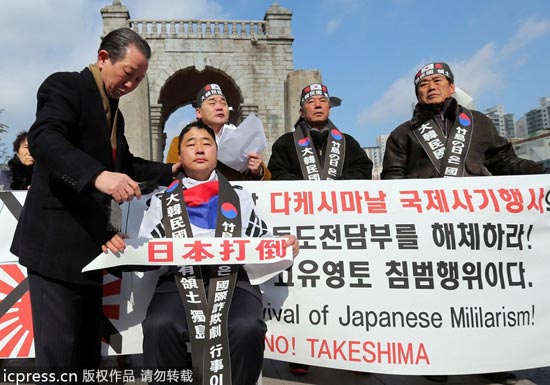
4,26,546,385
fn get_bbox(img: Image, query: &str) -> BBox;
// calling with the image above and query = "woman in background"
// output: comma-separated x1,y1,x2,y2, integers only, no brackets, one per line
8,131,34,190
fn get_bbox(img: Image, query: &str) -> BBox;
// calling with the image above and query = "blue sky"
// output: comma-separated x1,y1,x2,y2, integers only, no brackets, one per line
1,0,549,160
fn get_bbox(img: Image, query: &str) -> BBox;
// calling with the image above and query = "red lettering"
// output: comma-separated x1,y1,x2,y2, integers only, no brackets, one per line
148,241,173,262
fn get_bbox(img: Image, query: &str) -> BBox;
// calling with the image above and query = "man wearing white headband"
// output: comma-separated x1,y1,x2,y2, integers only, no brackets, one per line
268,83,372,181
268,83,373,375
166,83,271,181
383,62,543,179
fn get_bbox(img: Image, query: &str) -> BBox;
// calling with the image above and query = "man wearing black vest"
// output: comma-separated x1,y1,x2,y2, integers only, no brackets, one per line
382,62,544,383
268,83,372,375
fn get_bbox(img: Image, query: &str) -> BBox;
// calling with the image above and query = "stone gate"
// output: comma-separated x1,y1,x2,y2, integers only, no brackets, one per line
100,1,320,161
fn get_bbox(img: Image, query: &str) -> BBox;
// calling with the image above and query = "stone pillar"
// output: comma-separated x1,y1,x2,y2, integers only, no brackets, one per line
119,79,153,159
101,2,155,160
264,4,292,38
239,104,259,122
285,70,322,130
149,104,163,161
100,0,129,36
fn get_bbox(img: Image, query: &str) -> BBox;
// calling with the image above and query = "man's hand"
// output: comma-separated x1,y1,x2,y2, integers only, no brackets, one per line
247,152,264,177
94,170,141,203
171,161,182,175
101,232,127,254
282,234,300,257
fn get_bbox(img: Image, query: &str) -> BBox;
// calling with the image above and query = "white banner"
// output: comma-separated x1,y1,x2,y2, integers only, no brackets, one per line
83,238,292,272
1,175,550,375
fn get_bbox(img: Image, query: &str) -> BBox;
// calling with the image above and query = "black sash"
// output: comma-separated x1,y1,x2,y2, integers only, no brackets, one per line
292,119,346,180
162,172,241,385
413,107,474,177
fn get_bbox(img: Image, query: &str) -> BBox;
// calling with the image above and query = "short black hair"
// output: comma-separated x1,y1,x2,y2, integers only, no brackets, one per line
12,131,28,153
177,120,217,152
99,27,151,63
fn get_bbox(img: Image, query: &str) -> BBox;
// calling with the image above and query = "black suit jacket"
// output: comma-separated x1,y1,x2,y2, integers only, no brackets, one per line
10,67,173,286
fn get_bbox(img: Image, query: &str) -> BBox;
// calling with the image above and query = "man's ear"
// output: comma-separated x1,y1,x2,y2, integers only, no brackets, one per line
97,50,110,69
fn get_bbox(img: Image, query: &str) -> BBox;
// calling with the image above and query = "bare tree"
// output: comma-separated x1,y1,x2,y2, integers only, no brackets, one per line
0,109,7,134
0,109,10,164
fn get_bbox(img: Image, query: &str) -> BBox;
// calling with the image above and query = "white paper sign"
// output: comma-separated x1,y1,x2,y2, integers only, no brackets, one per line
217,114,267,172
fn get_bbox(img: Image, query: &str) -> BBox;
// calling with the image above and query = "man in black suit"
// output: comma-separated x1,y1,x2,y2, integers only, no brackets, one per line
10,28,179,380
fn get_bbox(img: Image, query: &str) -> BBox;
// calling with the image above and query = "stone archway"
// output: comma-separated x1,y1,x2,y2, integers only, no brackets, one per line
100,1,320,161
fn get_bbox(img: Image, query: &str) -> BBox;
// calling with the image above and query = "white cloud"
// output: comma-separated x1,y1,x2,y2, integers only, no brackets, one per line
326,18,342,34
356,44,503,128
355,13,550,131
1,1,99,58
0,0,230,144
323,0,359,33
124,0,228,19
0,1,101,141
357,76,415,126
451,43,502,98
326,0,360,9
501,18,550,56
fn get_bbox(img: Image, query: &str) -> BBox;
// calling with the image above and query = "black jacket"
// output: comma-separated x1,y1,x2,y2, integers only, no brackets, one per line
10,68,174,285
268,122,373,180
8,156,33,190
382,98,544,179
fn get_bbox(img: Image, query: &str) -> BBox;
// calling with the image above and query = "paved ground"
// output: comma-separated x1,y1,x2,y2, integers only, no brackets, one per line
260,359,550,385
1,357,549,384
